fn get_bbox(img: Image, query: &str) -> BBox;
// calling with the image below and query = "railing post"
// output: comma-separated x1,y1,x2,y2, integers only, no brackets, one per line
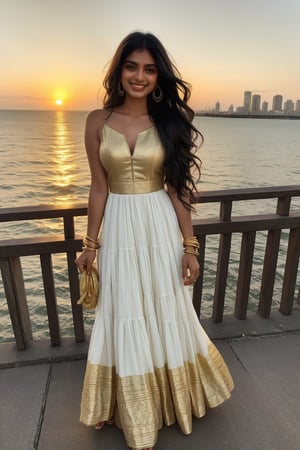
64,215,85,343
276,196,291,216
40,253,61,346
0,257,32,350
67,251,85,342
213,201,232,323
280,228,300,315
235,231,256,319
63,215,75,238
258,196,291,318
220,200,232,222
192,234,205,318
258,229,281,318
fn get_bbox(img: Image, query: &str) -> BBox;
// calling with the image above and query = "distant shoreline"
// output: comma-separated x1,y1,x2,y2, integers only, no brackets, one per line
195,112,300,120
1,109,300,120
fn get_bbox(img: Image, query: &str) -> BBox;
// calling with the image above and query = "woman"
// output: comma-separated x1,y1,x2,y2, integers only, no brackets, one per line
76,31,234,450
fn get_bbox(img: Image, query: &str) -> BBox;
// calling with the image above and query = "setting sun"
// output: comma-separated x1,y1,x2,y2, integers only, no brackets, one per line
55,99,63,106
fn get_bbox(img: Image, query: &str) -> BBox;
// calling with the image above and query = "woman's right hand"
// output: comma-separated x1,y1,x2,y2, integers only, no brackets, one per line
75,249,97,274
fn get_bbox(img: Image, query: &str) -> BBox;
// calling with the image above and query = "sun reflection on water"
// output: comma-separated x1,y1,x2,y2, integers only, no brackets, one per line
52,111,76,189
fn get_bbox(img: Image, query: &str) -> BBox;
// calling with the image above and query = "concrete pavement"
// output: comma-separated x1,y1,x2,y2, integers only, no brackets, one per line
1,312,300,450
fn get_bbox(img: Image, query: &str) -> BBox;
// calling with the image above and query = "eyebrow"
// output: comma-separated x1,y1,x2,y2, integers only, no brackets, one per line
125,59,157,67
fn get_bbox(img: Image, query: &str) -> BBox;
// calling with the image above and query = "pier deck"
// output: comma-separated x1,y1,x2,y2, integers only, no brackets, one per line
1,312,299,450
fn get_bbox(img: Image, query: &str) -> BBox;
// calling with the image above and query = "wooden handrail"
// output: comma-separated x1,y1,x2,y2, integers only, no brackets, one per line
0,204,87,222
191,184,300,203
0,185,299,221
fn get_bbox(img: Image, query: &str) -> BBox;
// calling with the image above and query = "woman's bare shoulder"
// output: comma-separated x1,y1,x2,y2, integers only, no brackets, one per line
86,108,111,129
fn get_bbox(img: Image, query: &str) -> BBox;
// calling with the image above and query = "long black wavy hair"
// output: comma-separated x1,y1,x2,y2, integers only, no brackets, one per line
103,31,203,210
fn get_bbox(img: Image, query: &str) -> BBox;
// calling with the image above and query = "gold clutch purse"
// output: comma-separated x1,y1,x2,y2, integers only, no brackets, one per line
77,265,99,310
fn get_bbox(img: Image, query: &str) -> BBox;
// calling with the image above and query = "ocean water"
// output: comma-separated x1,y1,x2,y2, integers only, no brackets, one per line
0,110,300,342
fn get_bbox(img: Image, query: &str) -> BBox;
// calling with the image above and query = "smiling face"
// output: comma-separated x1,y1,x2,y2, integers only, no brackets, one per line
120,49,158,100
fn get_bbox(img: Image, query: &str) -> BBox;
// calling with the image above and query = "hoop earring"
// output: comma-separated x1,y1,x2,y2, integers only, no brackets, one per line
118,81,125,96
152,85,163,102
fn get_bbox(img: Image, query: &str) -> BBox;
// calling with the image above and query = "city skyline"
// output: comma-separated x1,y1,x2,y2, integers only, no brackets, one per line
209,91,300,115
1,1,300,111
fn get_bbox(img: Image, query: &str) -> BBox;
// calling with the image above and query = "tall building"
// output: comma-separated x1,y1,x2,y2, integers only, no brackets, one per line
251,95,261,113
243,91,252,113
284,100,294,114
215,101,220,113
261,101,268,113
296,100,300,114
272,95,283,112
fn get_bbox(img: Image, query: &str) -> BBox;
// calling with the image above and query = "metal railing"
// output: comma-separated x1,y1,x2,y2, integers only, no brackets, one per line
1,186,300,350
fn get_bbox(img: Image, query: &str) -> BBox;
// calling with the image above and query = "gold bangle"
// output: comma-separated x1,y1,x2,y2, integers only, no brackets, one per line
184,245,198,251
82,241,99,249
183,236,199,248
84,235,99,245
183,237,199,257
184,247,199,256
82,237,100,249
82,245,97,251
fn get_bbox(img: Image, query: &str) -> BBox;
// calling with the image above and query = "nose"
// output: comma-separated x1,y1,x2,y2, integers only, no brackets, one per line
134,68,144,81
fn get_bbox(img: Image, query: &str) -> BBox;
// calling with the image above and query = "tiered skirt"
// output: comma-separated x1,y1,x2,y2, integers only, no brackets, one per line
80,189,234,449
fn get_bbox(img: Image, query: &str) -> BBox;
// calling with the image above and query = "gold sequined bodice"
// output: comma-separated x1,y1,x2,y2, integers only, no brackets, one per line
99,124,165,194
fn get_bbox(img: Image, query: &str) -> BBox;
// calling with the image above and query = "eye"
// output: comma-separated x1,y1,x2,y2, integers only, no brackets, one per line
146,67,157,74
124,63,136,71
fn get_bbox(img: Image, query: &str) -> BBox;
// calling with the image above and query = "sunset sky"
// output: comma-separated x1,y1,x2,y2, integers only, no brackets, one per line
1,0,300,111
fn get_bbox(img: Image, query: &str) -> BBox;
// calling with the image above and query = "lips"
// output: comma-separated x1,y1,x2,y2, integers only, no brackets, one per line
130,83,147,91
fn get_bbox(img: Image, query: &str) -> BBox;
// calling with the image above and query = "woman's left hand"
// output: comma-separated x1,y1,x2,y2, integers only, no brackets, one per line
182,253,200,285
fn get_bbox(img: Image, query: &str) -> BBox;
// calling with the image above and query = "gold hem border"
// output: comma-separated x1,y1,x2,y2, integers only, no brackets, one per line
80,342,234,448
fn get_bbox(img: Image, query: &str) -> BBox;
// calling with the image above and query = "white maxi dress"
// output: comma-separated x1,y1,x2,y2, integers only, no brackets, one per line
80,123,234,449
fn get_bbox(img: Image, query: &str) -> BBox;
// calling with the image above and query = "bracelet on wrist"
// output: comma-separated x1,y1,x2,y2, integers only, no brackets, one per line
82,235,100,250
84,234,99,244
183,247,199,256
183,236,199,248
183,236,199,257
